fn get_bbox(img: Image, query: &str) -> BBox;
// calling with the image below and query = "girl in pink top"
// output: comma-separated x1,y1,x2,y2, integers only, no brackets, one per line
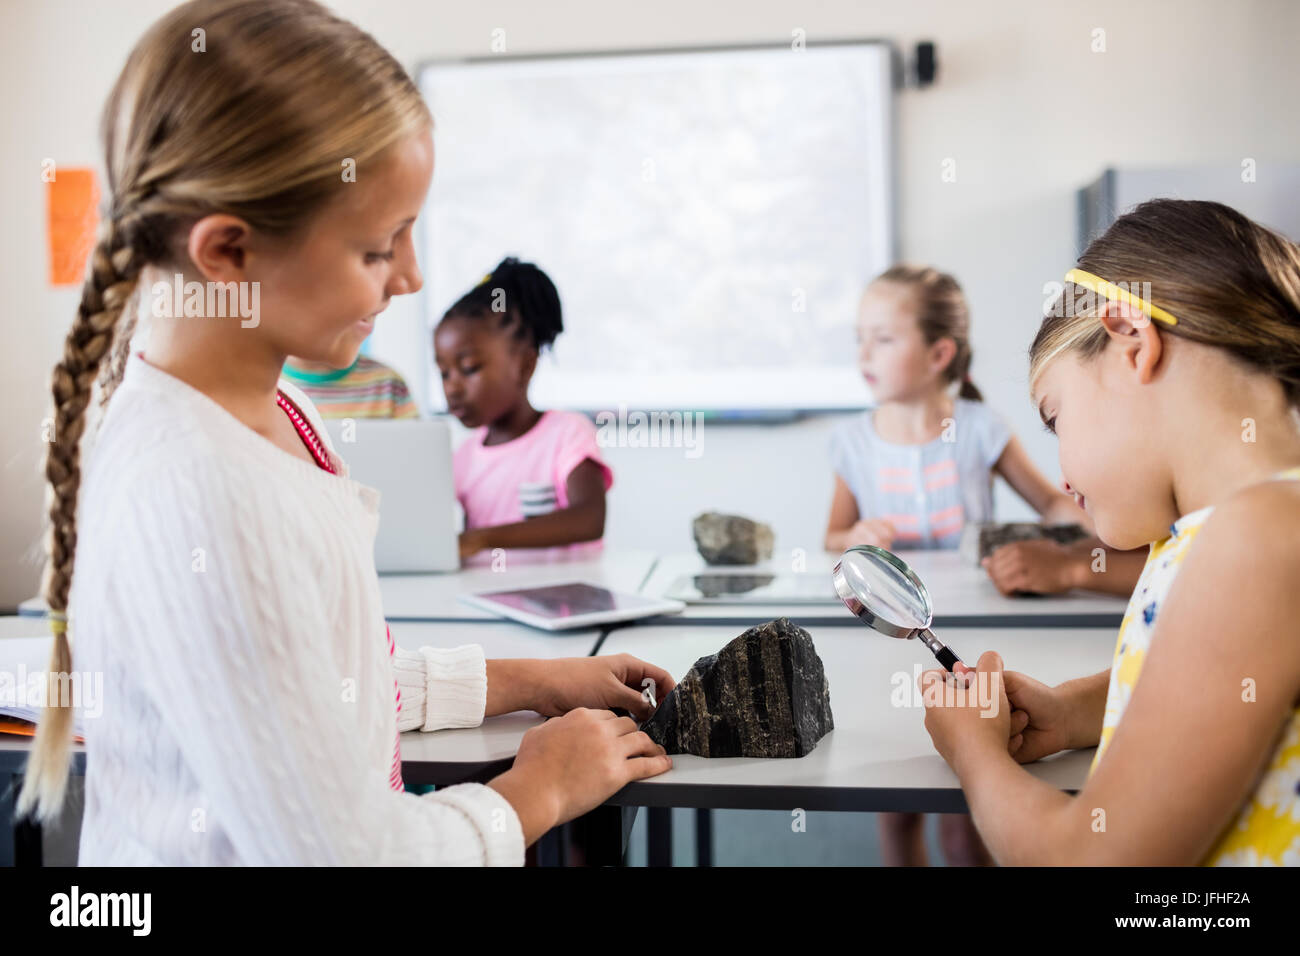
436,258,613,563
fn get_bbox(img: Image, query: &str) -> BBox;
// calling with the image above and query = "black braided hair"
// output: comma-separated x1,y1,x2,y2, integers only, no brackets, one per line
442,257,563,351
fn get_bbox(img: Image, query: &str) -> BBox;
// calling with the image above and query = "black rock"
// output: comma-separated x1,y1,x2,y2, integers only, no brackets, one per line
692,511,775,565
640,618,833,758
961,522,1089,564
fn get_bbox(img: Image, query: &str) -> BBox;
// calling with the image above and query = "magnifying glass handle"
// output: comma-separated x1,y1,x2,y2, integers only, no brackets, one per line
917,628,965,673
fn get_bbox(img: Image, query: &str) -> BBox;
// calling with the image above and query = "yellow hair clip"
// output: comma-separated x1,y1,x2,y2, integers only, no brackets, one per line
48,610,68,637
1065,268,1179,326
478,272,493,286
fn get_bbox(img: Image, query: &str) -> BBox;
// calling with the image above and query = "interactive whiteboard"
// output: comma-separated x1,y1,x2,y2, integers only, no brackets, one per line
419,42,895,413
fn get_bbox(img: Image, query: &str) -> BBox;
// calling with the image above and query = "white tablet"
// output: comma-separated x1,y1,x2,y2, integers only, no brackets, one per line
664,571,840,605
458,582,685,631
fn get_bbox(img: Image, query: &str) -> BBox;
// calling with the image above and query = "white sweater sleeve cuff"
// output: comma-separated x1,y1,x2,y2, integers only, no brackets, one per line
425,782,525,866
392,644,488,732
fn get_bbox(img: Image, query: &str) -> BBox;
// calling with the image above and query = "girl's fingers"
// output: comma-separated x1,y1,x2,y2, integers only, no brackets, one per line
615,685,652,720
917,668,947,698
626,754,674,781
1010,709,1030,735
608,714,640,736
619,657,676,699
621,730,667,758
1008,733,1023,755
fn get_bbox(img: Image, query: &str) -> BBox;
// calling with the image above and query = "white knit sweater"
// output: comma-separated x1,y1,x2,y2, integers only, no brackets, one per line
70,354,524,865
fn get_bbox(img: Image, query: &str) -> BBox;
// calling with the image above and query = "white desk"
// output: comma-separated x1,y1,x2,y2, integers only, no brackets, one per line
594,622,1117,812
379,548,659,622
641,550,1129,628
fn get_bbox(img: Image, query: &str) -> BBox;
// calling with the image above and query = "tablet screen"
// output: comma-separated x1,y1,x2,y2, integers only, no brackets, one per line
474,583,658,619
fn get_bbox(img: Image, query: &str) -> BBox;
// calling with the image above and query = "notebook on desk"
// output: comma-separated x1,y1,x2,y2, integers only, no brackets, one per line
0,636,88,740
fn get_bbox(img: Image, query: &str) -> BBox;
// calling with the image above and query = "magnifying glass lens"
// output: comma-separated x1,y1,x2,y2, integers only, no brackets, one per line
839,548,929,630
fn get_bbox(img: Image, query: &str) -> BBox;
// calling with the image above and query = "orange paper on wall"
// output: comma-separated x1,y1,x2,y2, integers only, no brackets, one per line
47,167,100,286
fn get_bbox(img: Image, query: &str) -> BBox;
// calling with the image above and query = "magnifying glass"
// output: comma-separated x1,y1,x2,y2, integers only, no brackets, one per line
832,545,966,673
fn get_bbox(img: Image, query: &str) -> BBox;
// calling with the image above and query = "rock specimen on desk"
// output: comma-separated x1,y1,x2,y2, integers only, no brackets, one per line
959,522,1090,566
640,617,833,758
692,511,775,565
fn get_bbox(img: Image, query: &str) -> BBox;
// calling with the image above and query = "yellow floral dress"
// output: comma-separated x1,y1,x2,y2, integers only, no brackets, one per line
1089,466,1300,866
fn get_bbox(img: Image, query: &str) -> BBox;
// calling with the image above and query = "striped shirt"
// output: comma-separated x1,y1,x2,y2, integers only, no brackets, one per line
281,356,418,420
829,399,1011,549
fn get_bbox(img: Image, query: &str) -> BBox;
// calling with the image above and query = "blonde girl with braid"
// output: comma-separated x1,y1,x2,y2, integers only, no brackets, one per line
20,0,674,865
922,199,1300,865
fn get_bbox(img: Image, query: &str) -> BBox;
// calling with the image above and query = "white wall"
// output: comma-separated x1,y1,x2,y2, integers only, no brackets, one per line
3,0,1298,605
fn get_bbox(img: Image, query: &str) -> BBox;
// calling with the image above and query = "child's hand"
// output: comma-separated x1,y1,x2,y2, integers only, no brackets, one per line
845,518,896,550
920,651,1010,771
533,654,676,722
981,539,1083,595
1002,670,1075,763
489,709,672,842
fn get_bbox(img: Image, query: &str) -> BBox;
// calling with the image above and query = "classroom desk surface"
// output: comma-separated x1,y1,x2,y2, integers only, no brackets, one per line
378,548,659,622
1,618,1120,812
593,622,1116,812
640,550,1129,627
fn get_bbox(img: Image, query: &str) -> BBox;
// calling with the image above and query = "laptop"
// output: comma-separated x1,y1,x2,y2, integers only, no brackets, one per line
323,418,460,573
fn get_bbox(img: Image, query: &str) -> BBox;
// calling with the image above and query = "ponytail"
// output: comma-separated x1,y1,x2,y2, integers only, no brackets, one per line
875,264,981,401
952,344,983,401
442,256,563,351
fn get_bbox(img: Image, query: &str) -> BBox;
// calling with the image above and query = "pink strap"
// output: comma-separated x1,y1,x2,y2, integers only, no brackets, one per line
276,391,335,473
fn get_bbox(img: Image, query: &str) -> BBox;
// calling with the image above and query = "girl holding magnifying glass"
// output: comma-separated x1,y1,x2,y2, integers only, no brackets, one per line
922,199,1300,865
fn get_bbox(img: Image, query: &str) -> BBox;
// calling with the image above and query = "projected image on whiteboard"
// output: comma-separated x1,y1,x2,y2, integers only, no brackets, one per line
419,43,894,413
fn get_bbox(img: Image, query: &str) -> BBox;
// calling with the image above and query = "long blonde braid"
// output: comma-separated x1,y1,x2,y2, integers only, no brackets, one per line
20,213,144,820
